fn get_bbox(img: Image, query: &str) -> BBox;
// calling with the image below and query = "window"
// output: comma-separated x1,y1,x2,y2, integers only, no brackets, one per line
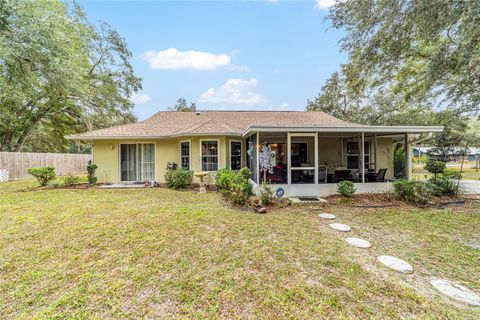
230,140,242,170
201,140,219,171
180,141,190,170
346,141,370,169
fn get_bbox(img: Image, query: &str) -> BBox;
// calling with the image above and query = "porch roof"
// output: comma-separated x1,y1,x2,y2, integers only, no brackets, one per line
242,125,444,137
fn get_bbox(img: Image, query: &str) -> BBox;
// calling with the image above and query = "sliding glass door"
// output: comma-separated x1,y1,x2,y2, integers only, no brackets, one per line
120,143,155,182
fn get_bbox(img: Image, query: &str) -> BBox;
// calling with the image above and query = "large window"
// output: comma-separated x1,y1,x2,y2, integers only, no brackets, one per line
180,141,190,170
201,140,219,171
120,143,155,181
230,140,242,170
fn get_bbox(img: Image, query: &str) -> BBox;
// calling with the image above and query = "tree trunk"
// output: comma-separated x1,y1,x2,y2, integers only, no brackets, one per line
457,143,468,190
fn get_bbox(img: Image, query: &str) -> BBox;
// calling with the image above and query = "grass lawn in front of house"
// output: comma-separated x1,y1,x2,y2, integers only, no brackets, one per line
1,180,479,319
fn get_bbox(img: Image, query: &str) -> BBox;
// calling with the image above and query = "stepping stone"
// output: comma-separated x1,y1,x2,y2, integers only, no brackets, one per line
377,255,413,274
346,237,371,248
430,279,480,306
319,213,336,220
329,223,351,232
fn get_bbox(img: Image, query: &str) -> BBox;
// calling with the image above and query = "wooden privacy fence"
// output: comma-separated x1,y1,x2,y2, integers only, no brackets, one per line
0,152,92,181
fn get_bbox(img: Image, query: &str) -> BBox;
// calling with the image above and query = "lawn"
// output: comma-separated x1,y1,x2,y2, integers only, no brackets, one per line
1,181,479,319
413,162,480,180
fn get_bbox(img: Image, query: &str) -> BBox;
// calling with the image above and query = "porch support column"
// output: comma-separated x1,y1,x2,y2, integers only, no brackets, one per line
314,132,318,186
361,132,365,183
374,134,378,172
256,132,260,185
405,133,413,180
287,132,291,193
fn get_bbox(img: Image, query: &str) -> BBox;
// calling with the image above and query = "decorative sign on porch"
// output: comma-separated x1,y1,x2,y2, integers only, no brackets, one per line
247,141,254,160
259,143,275,182
275,187,284,198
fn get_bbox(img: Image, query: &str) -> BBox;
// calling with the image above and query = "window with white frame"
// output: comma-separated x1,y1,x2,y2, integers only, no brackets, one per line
180,141,190,170
346,141,370,169
201,140,219,171
230,140,242,170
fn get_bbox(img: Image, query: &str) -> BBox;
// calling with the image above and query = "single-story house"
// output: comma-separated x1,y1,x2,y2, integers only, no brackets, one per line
67,111,443,197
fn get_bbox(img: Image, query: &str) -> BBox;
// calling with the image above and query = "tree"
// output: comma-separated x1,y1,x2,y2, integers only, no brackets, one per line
170,98,197,112
307,71,362,123
0,0,141,152
327,0,480,114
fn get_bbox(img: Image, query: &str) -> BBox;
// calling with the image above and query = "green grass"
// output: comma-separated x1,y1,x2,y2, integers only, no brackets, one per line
1,180,479,319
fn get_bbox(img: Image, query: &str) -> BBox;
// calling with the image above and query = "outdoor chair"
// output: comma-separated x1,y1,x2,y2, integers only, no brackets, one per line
318,165,327,183
366,168,387,182
333,169,352,183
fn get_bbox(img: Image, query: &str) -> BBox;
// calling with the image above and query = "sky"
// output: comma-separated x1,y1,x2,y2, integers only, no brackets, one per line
79,0,347,120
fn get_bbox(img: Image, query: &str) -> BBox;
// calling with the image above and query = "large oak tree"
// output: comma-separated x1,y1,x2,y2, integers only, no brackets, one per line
0,0,141,152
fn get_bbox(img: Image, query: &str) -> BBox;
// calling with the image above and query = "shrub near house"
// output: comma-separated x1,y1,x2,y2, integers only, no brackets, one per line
215,168,252,206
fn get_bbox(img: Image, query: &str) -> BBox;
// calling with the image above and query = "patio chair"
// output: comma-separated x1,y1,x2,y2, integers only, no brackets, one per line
318,165,327,183
366,168,387,182
333,169,352,183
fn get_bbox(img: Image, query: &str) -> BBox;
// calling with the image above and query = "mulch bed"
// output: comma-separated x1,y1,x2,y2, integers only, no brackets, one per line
325,193,476,209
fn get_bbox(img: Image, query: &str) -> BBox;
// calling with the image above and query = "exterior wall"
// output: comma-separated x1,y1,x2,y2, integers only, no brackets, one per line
318,138,343,166
92,136,246,183
91,133,394,184
376,137,395,180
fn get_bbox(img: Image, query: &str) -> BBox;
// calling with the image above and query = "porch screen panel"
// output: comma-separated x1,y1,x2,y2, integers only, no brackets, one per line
259,132,287,184
248,134,258,183
140,143,155,181
121,144,137,181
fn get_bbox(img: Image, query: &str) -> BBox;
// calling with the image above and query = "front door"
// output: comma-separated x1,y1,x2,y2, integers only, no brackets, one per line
288,133,317,197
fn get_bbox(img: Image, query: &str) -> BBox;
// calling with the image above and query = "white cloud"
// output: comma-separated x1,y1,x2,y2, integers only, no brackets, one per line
130,93,151,104
142,48,231,70
199,78,268,105
316,0,339,9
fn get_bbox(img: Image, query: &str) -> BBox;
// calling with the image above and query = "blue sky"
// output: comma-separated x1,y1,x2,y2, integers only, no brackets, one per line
80,0,347,120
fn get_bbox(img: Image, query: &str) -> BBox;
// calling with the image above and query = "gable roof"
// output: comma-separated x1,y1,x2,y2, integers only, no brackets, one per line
67,111,363,140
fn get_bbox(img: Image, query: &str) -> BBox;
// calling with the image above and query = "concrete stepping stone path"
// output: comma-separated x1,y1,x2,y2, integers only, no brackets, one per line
329,223,351,232
430,279,480,306
377,255,413,274
319,213,336,220
346,237,371,249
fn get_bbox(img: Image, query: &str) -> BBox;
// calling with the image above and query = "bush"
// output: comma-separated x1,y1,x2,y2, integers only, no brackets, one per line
47,178,64,189
215,167,253,205
87,161,98,185
337,180,356,197
62,174,80,186
165,168,193,189
442,168,461,180
28,167,56,186
426,176,462,197
215,168,236,190
393,179,432,204
425,159,446,179
259,181,274,205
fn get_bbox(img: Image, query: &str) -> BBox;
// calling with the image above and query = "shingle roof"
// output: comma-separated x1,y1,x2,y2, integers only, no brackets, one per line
67,111,363,140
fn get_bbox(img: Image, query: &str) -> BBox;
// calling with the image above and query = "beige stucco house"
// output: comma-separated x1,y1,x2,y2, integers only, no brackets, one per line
68,111,443,197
